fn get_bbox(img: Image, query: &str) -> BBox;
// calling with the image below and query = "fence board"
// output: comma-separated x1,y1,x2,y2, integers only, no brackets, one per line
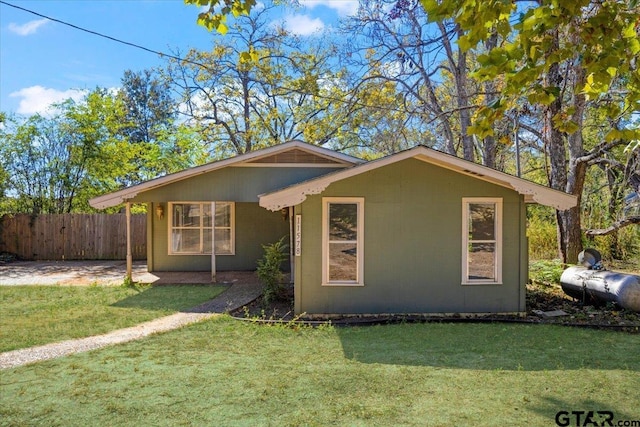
0,214,146,261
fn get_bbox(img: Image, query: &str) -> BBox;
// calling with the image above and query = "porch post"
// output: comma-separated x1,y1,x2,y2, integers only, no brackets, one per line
125,202,132,282
211,202,216,283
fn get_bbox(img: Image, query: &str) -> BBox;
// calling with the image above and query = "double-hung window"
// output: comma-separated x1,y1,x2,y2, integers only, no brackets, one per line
322,197,364,286
169,202,234,255
462,198,502,284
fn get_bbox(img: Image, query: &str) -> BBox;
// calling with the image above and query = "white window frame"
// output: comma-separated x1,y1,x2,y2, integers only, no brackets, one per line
168,202,235,256
322,197,365,286
462,197,502,285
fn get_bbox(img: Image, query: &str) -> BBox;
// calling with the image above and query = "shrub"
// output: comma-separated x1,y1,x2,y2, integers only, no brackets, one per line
256,237,288,305
528,214,559,260
529,259,564,285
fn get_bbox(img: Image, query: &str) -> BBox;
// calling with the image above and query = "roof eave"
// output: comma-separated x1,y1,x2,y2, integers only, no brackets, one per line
89,140,363,209
259,146,578,211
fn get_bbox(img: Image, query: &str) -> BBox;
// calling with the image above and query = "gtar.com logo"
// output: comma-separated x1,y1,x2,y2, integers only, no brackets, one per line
555,411,614,426
555,411,639,427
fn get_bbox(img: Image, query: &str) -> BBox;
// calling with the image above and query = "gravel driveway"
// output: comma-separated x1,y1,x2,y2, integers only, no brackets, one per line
0,260,212,285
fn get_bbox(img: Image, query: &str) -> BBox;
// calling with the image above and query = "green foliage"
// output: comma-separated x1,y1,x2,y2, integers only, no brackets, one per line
0,102,111,214
587,227,640,262
185,0,257,33
0,70,210,214
527,206,559,260
529,259,564,285
421,0,640,143
256,236,288,305
122,275,139,289
169,3,356,156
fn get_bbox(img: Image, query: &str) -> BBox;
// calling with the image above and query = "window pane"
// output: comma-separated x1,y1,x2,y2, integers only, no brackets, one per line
172,229,201,253
215,203,231,227
173,203,201,228
469,203,495,240
329,203,357,241
215,229,232,254
203,229,212,253
172,204,185,227
204,229,232,254
329,243,357,281
468,243,496,280
202,204,212,227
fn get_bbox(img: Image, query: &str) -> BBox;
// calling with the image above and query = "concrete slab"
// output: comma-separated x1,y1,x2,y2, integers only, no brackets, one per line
532,309,569,318
0,261,257,286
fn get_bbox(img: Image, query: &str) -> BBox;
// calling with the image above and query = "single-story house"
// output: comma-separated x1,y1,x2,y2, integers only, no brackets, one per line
90,140,577,316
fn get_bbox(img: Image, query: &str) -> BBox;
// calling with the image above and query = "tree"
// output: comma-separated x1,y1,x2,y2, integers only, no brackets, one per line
0,99,112,214
119,69,175,145
419,0,640,262
167,1,357,156
115,69,200,185
185,0,258,34
344,0,478,160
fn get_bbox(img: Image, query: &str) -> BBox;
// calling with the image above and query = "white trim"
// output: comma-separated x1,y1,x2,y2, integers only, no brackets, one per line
89,140,363,209
259,146,577,211
322,197,365,286
211,202,216,282
234,163,352,168
461,198,502,285
168,201,235,256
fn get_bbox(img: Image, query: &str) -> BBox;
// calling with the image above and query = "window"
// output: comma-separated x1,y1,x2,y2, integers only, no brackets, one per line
462,198,502,284
322,197,364,286
169,202,234,255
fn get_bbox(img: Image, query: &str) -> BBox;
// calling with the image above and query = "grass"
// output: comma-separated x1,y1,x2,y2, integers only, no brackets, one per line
0,284,226,352
1,317,639,426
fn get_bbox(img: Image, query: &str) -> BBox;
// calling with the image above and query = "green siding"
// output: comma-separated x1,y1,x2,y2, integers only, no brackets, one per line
130,166,342,203
295,158,527,315
137,166,341,272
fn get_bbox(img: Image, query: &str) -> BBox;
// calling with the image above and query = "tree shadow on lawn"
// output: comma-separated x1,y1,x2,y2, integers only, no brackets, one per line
336,323,640,371
110,284,228,312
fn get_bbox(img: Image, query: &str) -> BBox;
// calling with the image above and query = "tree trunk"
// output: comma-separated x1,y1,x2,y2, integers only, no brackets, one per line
482,34,498,168
562,64,588,263
544,31,574,262
438,22,473,161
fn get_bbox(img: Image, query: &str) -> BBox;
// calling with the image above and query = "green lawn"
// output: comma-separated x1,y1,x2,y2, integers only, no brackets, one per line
1,317,638,426
0,284,226,352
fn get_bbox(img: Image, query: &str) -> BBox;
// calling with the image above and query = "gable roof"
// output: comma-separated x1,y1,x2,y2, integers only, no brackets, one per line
259,145,578,211
89,140,363,209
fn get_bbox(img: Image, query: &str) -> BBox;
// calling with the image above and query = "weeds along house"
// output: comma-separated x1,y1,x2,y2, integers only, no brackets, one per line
90,140,577,316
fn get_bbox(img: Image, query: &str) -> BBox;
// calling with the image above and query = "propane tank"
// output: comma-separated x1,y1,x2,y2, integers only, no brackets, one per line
560,249,640,312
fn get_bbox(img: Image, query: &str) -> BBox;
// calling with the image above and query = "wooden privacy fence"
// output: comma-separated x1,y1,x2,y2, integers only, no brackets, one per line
0,214,146,261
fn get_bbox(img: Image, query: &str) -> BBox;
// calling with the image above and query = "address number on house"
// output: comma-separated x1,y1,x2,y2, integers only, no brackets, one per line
295,215,302,256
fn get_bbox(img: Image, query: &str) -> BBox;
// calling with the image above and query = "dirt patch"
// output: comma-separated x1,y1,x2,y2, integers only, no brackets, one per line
232,281,639,330
526,281,639,329
231,283,295,320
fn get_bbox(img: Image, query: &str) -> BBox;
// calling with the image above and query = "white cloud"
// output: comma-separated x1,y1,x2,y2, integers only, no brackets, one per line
283,14,325,36
10,86,86,115
8,19,49,36
299,0,359,17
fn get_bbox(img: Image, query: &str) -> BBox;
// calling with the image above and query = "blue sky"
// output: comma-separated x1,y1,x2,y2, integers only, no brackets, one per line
0,0,359,115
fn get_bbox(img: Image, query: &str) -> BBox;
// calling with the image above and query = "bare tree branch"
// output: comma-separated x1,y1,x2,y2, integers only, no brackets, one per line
585,217,640,236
